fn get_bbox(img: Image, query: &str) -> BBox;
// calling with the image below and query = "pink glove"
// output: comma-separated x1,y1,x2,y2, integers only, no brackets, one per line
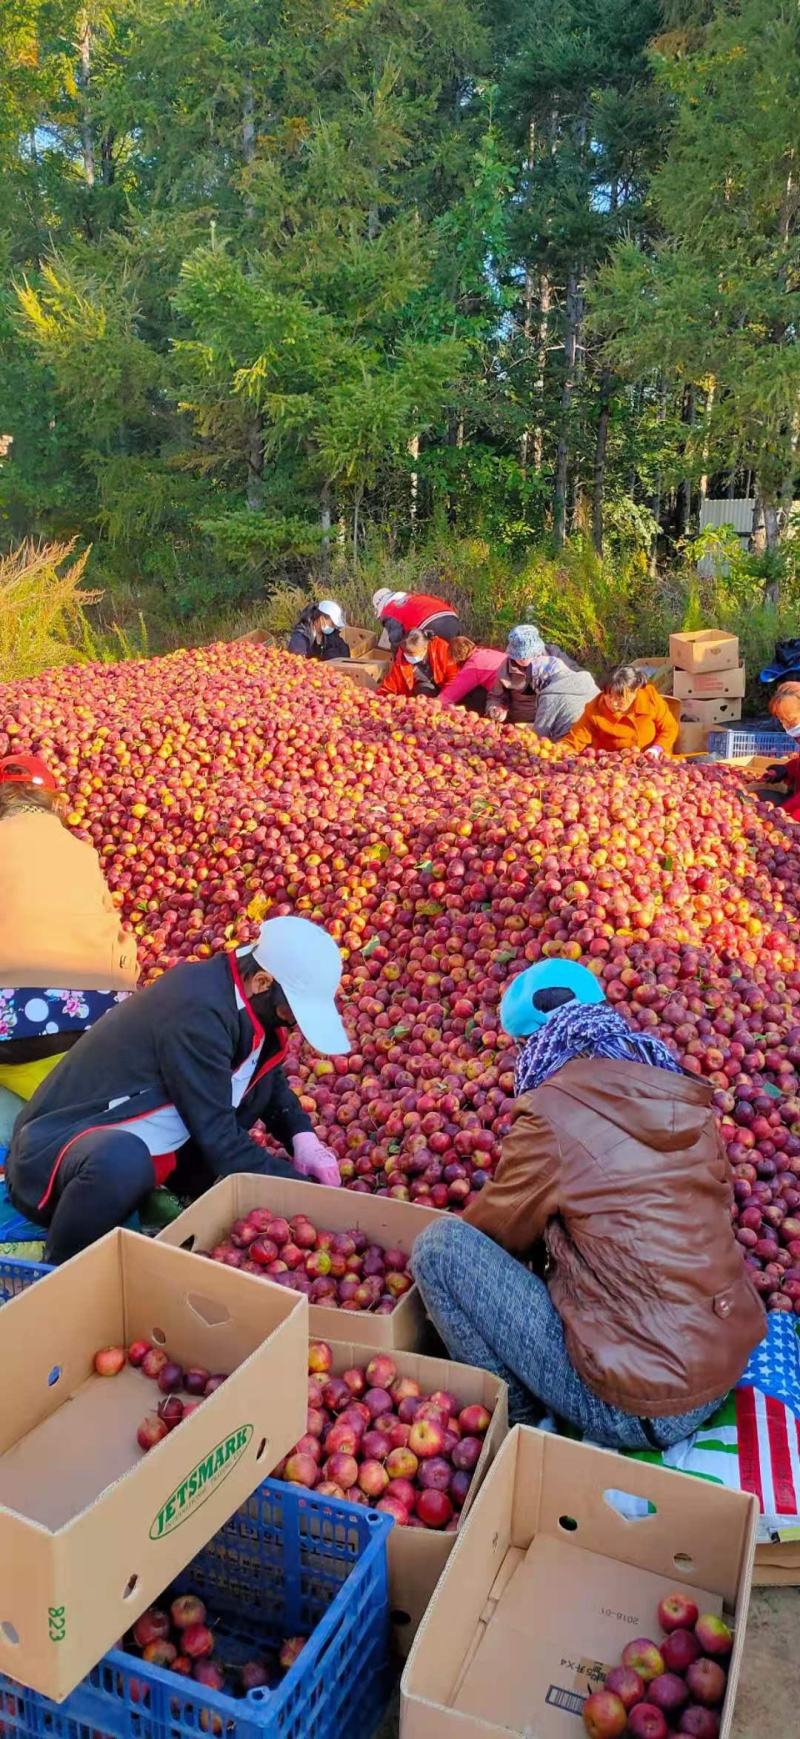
292,1131,341,1187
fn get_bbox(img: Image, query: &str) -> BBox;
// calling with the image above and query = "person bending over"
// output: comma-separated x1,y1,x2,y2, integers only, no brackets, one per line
6,917,348,1263
379,629,459,698
437,638,506,715
0,755,138,1145
563,663,678,756
411,965,764,1448
372,587,460,651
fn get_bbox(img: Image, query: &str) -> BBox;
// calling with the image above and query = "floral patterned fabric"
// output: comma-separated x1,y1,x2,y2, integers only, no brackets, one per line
0,987,127,1042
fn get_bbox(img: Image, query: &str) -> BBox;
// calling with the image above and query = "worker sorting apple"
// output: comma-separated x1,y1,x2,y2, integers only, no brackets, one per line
5,917,349,1263
411,959,765,1449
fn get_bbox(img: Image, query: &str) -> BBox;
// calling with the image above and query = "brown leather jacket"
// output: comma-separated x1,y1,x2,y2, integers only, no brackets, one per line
465,1057,765,1417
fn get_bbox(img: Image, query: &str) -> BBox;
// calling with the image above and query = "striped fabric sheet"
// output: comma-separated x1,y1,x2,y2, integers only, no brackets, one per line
736,1386,800,1540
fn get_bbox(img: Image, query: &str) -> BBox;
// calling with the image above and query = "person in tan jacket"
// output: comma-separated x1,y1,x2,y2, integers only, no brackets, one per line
411,984,765,1448
0,755,138,1142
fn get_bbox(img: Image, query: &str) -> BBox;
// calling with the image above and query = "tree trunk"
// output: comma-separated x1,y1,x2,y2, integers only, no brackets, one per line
242,79,255,220
553,268,580,547
76,12,95,188
408,431,420,534
698,380,715,501
649,374,668,575
592,370,612,554
245,417,264,510
100,128,115,186
519,264,534,476
352,487,364,562
676,384,696,539
532,274,551,472
320,482,332,575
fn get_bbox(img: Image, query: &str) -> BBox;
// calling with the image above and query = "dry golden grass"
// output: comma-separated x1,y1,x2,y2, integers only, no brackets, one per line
0,540,104,684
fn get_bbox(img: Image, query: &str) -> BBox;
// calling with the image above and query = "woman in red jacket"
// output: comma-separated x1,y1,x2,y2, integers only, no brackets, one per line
379,630,459,698
372,587,460,650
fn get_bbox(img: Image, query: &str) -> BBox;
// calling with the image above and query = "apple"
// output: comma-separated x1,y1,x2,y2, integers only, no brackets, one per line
385,1446,419,1481
308,1342,333,1373
365,1354,397,1390
415,1488,453,1528
376,1495,410,1524
627,1707,668,1739
662,1629,702,1674
685,1660,727,1707
94,1346,126,1377
678,1709,721,1738
279,1637,306,1671
137,1413,169,1452
648,1673,688,1716
133,1608,170,1648
171,1595,207,1630
193,1660,225,1692
142,1640,177,1667
182,1623,215,1660
127,1339,151,1367
694,1614,733,1659
184,1366,211,1396
141,1348,169,1380
157,1361,183,1394
409,1417,446,1459
358,1459,389,1498
621,1640,665,1684
458,1404,491,1435
582,1690,627,1739
284,1452,319,1488
658,1592,699,1633
603,1666,644,1711
157,1394,184,1430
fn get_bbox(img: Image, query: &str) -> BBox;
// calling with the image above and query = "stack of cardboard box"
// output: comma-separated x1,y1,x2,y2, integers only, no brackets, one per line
670,630,744,754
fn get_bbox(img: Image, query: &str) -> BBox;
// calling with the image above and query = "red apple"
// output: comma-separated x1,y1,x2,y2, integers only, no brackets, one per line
658,1591,699,1633
685,1660,727,1708
94,1345,126,1377
582,1690,627,1739
621,1640,665,1684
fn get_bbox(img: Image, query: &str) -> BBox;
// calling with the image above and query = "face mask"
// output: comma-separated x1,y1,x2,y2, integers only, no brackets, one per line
252,980,296,1032
786,721,800,739
321,623,335,635
505,663,529,690
406,654,425,666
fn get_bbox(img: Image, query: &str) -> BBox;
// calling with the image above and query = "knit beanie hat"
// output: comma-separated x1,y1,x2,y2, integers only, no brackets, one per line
507,623,546,663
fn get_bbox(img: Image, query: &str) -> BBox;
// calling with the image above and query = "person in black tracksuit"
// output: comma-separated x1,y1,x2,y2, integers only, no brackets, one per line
287,603,350,661
6,947,342,1262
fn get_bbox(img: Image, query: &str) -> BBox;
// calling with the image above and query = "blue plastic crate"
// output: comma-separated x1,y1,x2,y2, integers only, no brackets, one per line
0,1481,392,1739
0,1253,52,1305
707,726,797,759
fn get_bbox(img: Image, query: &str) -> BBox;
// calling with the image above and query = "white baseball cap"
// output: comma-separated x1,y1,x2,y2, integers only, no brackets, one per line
252,917,350,1054
317,598,345,628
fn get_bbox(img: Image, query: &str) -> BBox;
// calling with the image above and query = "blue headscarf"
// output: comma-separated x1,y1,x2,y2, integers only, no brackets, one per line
514,1002,684,1097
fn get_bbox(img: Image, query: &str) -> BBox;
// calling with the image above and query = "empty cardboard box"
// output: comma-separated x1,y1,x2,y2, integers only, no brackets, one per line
158,1173,439,1349
0,1229,307,1702
401,1425,758,1739
670,630,739,674
630,656,673,695
677,720,708,755
673,664,746,701
326,1340,507,1656
328,654,390,691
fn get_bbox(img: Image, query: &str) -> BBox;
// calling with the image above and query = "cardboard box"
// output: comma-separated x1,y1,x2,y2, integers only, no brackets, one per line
343,622,381,657
673,664,746,701
680,695,743,726
329,654,391,692
630,656,673,694
401,1425,758,1739
0,1229,307,1702
158,1173,439,1350
326,1341,507,1656
677,720,708,755
670,629,739,674
753,1540,800,1586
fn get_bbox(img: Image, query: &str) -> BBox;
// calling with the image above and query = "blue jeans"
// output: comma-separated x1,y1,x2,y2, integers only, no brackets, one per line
411,1217,723,1449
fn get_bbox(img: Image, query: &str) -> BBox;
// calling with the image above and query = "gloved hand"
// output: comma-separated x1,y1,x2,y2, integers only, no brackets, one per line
763,763,787,784
292,1130,341,1187
643,745,663,759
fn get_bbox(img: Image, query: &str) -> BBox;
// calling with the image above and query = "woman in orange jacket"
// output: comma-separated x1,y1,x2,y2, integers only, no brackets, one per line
563,664,679,757
379,629,459,698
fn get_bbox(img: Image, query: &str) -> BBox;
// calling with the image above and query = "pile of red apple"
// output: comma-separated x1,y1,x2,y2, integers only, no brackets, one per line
126,1593,305,1696
583,1591,734,1738
202,1206,413,1313
93,1341,227,1451
7,641,800,1306
271,1342,492,1528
